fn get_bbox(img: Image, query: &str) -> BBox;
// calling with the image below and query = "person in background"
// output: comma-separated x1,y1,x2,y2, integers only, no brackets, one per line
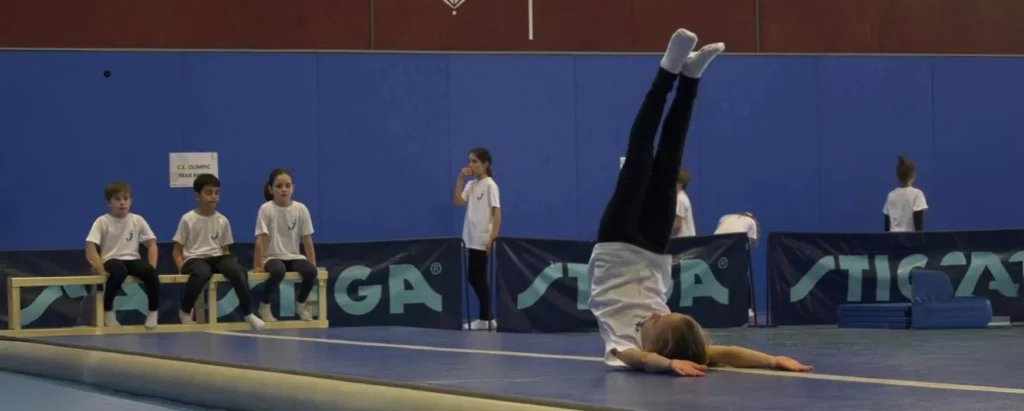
714,212,759,246
673,169,696,238
173,174,265,330
253,168,319,323
714,211,760,321
85,181,161,329
454,147,502,331
884,155,927,232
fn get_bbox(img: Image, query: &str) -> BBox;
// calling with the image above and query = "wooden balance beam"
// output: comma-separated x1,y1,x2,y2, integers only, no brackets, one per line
3,269,329,338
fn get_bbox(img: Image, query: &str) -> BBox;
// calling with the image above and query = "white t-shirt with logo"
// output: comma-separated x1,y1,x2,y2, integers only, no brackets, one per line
884,187,928,232
674,191,696,238
715,213,758,243
85,213,157,262
589,242,673,368
173,210,235,263
255,201,314,266
461,177,500,251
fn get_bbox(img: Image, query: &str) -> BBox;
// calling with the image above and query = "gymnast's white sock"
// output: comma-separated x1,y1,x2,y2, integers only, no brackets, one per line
681,42,726,79
660,29,698,75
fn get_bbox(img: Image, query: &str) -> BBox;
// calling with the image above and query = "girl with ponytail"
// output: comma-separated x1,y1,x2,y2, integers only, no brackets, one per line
253,168,319,322
453,147,501,331
883,155,928,232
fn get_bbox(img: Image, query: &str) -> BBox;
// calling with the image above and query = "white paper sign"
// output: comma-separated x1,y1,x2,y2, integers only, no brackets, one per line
619,156,625,169
170,153,219,188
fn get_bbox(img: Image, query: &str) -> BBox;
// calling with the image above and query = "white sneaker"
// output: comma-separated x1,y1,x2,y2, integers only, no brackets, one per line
104,312,121,327
144,311,159,330
179,310,196,325
258,303,277,322
296,301,313,321
244,314,266,330
462,319,490,331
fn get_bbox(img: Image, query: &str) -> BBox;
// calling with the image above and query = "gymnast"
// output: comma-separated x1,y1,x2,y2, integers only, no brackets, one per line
587,28,813,377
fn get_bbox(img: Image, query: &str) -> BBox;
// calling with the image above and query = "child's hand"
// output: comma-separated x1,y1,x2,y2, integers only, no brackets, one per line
773,356,813,372
460,168,473,178
670,360,707,377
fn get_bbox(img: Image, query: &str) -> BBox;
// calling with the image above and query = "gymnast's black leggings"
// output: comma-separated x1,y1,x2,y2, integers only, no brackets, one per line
596,68,700,255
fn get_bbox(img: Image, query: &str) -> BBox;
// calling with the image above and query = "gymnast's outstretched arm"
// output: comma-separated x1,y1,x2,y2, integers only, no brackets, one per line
614,348,708,377
707,345,813,372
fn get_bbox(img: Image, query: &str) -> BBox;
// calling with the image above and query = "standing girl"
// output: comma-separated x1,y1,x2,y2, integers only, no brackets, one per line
454,148,502,331
884,155,927,232
253,168,319,322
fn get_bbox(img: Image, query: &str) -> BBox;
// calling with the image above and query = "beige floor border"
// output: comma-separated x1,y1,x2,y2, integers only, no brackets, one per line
0,338,624,411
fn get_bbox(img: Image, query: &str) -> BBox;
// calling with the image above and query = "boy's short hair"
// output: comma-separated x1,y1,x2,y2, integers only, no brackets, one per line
677,169,692,190
104,181,132,202
193,174,221,193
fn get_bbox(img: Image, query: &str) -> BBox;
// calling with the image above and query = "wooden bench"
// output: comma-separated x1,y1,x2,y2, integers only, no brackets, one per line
3,270,329,338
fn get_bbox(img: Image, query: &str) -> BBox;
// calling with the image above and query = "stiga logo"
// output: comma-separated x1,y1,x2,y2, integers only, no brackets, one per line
790,251,1023,303
516,258,730,310
20,264,445,327
334,264,443,315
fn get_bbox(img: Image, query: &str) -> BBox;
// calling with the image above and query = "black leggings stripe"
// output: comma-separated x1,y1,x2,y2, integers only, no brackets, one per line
467,249,492,321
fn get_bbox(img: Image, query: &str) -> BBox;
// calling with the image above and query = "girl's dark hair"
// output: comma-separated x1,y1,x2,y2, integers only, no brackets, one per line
896,155,917,185
264,168,293,201
469,147,493,177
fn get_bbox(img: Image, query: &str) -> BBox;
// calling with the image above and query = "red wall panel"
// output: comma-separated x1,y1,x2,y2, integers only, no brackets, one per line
631,0,757,53
760,0,1024,54
2,0,1022,54
0,0,371,49
759,0,883,53
373,0,525,51
374,0,757,53
880,0,1024,54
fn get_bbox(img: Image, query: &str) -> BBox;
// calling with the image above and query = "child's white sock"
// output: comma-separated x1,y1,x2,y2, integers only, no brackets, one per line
660,29,699,75
681,42,726,79
144,311,158,329
104,312,120,327
245,314,266,330
296,301,313,321
258,302,277,322
180,310,196,325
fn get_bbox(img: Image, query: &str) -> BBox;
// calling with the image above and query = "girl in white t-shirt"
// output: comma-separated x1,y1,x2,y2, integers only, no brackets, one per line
253,168,319,322
673,169,695,238
454,147,502,331
884,155,927,232
588,29,812,377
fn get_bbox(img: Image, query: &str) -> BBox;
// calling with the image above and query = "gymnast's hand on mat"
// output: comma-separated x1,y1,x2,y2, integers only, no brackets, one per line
773,356,813,372
670,360,708,377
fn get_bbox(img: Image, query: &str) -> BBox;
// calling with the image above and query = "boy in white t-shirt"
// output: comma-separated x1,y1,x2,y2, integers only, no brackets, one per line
454,147,501,331
673,169,695,238
85,181,161,329
172,174,265,330
253,168,318,322
589,29,812,377
884,155,927,232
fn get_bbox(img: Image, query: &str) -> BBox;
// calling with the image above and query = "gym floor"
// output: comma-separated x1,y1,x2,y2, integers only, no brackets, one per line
27,325,1024,410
